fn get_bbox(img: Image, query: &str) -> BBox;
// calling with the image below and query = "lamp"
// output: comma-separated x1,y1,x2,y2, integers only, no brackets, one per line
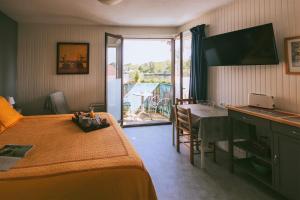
7,96,15,107
98,0,123,5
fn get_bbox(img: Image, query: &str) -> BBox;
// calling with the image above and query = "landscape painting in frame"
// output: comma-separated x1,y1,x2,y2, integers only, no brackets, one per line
285,36,300,74
57,43,89,74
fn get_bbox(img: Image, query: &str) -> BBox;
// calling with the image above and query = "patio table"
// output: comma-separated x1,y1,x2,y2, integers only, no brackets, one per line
133,92,152,115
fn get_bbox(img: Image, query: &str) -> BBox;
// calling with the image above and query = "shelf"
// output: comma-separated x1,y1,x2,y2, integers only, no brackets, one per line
234,158,272,187
234,140,271,164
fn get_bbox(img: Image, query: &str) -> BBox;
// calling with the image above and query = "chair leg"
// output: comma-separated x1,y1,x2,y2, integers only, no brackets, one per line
190,135,194,165
213,143,217,163
200,142,205,169
176,128,180,153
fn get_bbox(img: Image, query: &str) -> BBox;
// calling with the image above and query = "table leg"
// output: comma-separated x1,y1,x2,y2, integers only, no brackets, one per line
141,96,145,112
229,117,234,173
200,141,205,169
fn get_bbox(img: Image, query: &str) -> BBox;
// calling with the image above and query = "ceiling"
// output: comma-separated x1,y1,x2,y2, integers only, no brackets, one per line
0,0,232,27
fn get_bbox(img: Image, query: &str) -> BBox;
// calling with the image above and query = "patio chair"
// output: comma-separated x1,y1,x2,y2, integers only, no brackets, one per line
158,98,171,117
147,95,160,119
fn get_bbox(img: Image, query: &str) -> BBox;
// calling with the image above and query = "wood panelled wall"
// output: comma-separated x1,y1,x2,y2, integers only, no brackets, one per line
0,11,17,97
179,0,300,112
17,24,176,115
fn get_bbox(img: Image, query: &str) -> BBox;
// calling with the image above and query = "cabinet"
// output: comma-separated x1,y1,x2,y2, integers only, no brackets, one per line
229,110,273,187
229,108,300,200
273,124,300,200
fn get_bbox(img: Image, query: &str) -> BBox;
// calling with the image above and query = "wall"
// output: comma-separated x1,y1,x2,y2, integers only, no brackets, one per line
17,24,177,115
179,0,300,112
0,11,17,98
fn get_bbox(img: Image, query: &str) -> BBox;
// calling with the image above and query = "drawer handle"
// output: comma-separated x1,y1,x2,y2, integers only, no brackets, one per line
274,154,279,165
242,116,251,121
291,130,298,135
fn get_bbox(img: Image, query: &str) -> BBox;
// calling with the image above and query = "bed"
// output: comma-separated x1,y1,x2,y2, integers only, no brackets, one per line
0,113,157,200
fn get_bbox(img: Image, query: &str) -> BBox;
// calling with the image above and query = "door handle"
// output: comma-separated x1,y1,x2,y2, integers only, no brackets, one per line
242,116,251,121
274,154,279,165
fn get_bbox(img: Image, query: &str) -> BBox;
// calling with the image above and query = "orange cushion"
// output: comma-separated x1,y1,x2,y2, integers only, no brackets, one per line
0,96,23,128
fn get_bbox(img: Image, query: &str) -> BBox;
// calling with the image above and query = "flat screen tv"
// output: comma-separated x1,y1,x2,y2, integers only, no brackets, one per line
203,23,279,66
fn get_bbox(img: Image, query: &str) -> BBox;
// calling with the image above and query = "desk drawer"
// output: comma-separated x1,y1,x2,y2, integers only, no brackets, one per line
271,122,300,139
229,110,270,128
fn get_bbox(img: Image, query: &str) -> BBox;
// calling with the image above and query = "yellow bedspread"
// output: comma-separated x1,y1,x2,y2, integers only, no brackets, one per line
0,113,157,200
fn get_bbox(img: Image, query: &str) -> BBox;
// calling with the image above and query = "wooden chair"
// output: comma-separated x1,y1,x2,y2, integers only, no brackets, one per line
173,98,217,165
174,105,200,164
172,98,195,146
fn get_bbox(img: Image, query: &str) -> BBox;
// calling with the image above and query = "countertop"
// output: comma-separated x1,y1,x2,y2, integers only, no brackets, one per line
227,106,300,128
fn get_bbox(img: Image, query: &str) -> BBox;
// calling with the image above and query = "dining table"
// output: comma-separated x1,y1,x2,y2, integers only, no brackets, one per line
177,104,229,169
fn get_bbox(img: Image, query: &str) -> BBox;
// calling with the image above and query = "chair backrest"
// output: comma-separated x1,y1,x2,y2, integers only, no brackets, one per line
175,98,195,105
149,95,160,106
174,105,192,133
49,91,71,114
160,98,171,105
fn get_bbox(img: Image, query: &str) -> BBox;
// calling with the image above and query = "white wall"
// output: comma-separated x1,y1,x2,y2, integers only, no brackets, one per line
17,24,176,114
179,0,300,112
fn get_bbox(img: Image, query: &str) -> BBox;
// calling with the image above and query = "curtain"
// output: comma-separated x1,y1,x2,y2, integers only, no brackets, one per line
189,24,207,101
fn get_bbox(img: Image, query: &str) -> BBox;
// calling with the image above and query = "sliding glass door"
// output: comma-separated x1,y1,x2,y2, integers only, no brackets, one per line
174,33,182,99
182,31,192,99
174,31,192,100
105,33,123,124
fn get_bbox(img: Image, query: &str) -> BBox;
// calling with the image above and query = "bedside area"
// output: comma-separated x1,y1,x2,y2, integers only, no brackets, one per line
228,106,300,200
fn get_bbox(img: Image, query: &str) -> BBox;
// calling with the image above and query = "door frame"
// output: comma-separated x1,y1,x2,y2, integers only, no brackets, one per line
105,36,177,127
174,33,183,100
123,37,175,127
105,32,124,126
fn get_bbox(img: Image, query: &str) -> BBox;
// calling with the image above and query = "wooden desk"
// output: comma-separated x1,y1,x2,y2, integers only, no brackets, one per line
178,104,228,168
228,106,300,200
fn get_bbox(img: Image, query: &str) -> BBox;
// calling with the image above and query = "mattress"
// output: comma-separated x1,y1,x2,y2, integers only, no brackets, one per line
0,113,157,200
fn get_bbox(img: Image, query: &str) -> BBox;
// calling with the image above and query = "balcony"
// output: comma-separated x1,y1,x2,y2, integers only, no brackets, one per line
123,82,172,126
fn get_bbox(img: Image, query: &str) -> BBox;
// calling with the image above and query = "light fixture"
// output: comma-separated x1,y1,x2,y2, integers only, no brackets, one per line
98,0,123,5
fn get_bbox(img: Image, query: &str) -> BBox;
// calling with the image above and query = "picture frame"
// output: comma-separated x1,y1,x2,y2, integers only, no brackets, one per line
57,42,89,74
285,36,300,74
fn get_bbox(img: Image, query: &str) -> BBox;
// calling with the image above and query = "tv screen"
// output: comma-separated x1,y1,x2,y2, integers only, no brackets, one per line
203,23,279,66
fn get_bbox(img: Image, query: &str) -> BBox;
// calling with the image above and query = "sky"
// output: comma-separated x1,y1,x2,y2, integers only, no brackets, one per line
123,39,171,64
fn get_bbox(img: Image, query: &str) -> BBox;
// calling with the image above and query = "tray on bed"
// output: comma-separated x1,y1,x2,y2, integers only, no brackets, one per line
72,113,109,132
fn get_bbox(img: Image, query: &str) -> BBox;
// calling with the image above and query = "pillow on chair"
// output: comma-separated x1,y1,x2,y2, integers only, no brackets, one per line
0,96,23,129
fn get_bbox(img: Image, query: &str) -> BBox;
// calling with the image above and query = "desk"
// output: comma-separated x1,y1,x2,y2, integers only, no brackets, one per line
228,106,300,200
177,104,228,168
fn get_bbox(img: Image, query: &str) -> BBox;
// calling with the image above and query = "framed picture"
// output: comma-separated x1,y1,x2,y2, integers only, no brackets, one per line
57,42,89,74
285,36,300,74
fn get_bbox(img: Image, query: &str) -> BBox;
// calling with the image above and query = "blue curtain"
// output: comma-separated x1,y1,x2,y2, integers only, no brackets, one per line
189,24,207,101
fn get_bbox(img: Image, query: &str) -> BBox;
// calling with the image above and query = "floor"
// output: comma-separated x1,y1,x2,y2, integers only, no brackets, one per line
123,112,170,126
124,125,285,200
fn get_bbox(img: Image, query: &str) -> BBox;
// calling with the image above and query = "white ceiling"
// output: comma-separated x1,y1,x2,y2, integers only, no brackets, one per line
0,0,232,27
